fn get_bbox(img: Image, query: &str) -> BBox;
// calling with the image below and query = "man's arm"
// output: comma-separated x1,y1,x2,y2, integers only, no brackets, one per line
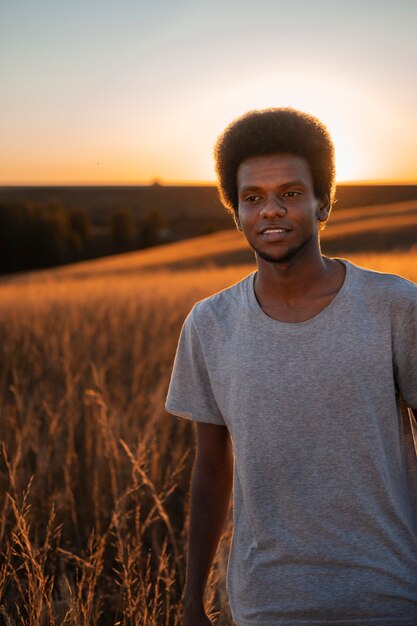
182,421,233,626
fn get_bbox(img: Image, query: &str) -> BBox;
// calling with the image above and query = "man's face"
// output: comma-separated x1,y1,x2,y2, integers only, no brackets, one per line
236,153,329,265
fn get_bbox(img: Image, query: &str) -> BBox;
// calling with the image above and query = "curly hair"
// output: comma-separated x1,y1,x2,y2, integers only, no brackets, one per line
214,107,336,217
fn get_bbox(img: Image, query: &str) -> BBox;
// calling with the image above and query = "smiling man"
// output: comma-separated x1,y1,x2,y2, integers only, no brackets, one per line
165,108,417,626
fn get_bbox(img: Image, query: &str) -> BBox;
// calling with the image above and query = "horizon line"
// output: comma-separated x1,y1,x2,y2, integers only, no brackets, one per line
1,178,417,188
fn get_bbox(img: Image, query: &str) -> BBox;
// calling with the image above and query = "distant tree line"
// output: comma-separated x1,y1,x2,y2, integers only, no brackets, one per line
0,203,168,275
111,206,167,248
0,204,91,274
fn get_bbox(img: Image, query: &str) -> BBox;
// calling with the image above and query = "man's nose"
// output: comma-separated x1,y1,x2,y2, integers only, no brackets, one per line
260,195,287,218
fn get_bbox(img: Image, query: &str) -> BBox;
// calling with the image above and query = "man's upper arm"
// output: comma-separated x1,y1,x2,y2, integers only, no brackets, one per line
195,422,233,478
393,287,417,409
165,310,226,426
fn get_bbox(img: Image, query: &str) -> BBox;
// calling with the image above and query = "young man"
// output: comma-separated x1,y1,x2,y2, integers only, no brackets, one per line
165,108,417,626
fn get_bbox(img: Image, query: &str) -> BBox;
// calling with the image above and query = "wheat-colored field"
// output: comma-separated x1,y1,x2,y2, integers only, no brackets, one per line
1,233,417,625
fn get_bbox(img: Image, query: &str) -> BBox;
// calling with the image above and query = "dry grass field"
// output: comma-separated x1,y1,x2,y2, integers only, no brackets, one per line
1,221,417,624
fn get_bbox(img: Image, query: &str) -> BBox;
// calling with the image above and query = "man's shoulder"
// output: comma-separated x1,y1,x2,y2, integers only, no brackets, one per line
189,272,253,327
345,258,417,310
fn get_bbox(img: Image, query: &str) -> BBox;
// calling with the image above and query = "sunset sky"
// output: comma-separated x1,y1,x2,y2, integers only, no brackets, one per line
1,0,416,185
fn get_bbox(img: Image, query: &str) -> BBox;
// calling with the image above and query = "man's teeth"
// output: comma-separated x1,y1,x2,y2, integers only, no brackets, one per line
264,228,285,233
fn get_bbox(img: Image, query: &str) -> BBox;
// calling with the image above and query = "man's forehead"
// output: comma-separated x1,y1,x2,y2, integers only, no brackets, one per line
236,153,312,188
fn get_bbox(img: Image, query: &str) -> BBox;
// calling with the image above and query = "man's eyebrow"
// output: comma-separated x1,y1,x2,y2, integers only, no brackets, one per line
239,185,263,194
239,179,307,193
280,179,307,188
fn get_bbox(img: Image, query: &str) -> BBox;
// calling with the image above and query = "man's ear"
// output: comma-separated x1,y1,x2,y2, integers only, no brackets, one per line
317,195,330,222
234,212,243,231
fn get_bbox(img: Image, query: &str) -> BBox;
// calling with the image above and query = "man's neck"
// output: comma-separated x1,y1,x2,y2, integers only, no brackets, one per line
254,251,346,322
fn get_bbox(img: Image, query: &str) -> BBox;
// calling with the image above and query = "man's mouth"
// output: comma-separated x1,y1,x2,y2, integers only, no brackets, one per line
258,225,291,242
259,225,290,234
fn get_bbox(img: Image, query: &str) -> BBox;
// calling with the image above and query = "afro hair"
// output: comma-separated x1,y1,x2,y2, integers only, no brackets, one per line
214,107,336,216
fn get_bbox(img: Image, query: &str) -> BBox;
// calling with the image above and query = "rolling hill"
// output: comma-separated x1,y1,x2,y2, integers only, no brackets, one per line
2,198,417,286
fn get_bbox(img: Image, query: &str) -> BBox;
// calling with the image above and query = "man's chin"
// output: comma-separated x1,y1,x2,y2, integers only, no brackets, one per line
252,236,314,265
254,247,296,264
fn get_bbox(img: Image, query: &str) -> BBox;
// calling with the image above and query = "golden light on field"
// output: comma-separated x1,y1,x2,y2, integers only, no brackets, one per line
0,202,416,621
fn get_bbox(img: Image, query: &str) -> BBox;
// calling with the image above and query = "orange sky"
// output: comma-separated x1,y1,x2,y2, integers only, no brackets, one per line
1,1,416,185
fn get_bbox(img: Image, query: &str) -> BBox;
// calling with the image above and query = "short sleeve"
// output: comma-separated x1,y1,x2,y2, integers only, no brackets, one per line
165,310,226,425
394,295,417,409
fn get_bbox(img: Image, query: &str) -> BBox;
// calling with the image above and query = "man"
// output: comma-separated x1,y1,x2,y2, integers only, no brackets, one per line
165,108,417,626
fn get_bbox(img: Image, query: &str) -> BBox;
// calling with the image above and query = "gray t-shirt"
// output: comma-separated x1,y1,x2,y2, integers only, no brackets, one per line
165,259,417,626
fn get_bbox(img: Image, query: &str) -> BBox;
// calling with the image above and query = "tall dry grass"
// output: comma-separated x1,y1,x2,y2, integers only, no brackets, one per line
0,265,251,625
0,250,416,625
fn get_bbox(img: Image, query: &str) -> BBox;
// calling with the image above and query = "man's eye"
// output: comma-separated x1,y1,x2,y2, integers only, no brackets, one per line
245,195,260,202
283,191,300,198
